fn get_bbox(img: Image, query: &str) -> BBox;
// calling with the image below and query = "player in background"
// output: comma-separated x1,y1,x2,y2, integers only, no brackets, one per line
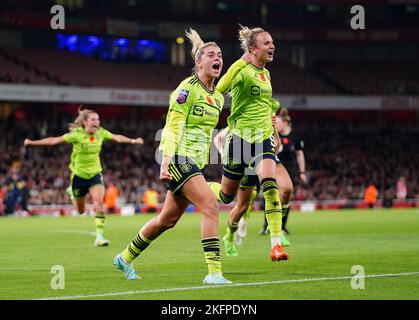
213,127,259,247
24,108,144,246
209,25,288,262
261,107,307,239
113,28,232,284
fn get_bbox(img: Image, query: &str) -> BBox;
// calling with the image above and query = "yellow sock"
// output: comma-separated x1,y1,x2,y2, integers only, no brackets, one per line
202,237,221,275
121,232,151,263
94,212,105,237
208,182,236,204
261,178,282,238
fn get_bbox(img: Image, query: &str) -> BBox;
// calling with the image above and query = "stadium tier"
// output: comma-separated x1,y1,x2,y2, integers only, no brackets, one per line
320,61,419,95
2,47,419,95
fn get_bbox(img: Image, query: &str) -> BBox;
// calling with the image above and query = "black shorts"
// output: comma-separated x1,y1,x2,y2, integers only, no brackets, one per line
240,174,260,193
71,173,104,198
223,133,278,180
166,154,203,195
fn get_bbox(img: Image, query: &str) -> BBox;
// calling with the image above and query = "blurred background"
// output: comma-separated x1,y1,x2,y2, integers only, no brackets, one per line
1,0,418,216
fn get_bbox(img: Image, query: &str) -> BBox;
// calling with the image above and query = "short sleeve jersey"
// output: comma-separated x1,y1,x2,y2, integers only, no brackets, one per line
228,64,274,143
63,127,113,179
277,130,304,173
159,75,224,169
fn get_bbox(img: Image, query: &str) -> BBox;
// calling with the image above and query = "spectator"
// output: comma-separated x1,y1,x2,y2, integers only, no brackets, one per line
105,182,119,214
142,185,159,213
364,183,378,209
396,176,407,200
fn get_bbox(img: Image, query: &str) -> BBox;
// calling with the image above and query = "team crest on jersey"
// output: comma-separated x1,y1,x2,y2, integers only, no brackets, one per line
259,73,266,82
179,163,192,173
176,89,189,104
228,159,237,169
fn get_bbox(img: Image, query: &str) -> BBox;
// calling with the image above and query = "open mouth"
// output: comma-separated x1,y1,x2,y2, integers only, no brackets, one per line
212,63,220,71
267,51,274,57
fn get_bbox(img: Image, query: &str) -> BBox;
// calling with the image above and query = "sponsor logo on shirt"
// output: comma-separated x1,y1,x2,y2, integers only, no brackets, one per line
251,86,260,95
192,105,204,116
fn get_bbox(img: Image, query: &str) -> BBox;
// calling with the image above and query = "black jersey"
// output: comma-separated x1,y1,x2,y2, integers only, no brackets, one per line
277,130,304,178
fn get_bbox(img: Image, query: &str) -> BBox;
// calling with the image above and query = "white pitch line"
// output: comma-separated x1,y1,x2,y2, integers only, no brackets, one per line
51,229,96,236
36,271,419,300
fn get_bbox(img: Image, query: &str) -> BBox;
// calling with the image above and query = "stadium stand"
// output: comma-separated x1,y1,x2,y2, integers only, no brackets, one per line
320,61,419,95
2,47,418,95
1,108,418,215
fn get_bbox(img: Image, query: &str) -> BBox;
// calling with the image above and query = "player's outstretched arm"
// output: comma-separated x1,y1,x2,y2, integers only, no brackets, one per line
24,136,65,147
216,52,251,94
111,134,144,144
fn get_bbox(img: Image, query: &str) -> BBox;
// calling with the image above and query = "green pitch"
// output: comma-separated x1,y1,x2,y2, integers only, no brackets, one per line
0,208,418,300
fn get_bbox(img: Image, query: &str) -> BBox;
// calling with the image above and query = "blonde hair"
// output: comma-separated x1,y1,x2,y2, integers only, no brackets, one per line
238,24,266,52
69,106,98,130
185,28,219,73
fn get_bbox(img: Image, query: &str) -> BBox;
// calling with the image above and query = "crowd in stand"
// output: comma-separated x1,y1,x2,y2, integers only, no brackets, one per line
297,120,419,203
1,110,418,215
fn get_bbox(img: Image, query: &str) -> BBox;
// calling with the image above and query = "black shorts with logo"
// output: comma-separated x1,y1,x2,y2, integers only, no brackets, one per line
166,154,203,195
71,173,104,198
223,133,278,181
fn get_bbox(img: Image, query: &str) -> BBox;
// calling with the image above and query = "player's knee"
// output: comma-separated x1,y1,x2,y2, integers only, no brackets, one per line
201,202,218,220
93,198,104,210
238,200,250,214
281,185,293,200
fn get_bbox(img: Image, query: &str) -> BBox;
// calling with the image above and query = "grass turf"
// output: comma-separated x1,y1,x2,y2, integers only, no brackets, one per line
0,208,418,300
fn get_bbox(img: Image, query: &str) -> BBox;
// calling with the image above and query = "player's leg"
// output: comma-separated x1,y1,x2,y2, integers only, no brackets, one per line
74,196,87,215
209,133,244,205
209,174,242,205
66,185,76,206
182,175,231,284
276,164,293,246
236,186,258,243
71,175,89,214
223,186,254,254
115,191,189,280
88,176,108,246
256,156,288,262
